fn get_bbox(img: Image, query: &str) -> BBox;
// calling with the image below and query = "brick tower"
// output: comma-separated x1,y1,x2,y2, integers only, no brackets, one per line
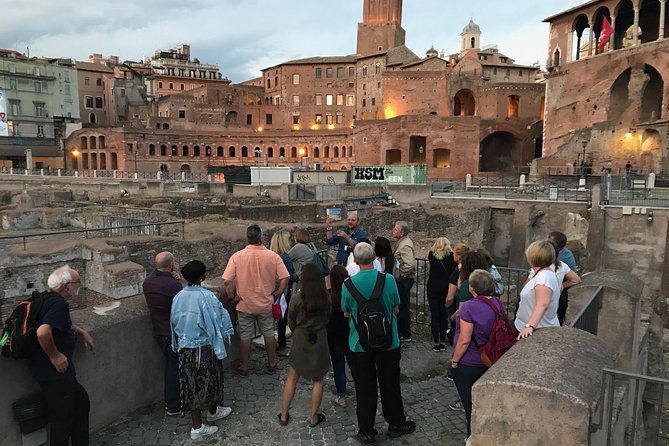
356,0,406,56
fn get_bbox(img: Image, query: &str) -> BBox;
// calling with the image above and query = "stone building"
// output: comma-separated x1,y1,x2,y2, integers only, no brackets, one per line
65,0,545,179
538,0,669,175
0,49,80,169
76,54,117,127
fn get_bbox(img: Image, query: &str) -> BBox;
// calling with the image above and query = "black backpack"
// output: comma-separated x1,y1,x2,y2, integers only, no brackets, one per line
344,272,392,352
1,291,46,360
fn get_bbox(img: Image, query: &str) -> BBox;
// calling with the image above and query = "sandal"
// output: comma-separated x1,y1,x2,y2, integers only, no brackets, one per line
308,413,326,428
235,365,249,377
334,396,348,408
277,412,290,426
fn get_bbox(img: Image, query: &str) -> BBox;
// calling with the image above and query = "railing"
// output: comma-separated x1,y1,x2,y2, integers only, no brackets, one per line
0,220,186,250
411,258,526,326
568,286,604,335
0,168,212,183
591,368,669,445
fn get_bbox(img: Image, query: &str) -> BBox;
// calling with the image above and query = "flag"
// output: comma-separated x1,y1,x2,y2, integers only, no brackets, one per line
599,17,613,51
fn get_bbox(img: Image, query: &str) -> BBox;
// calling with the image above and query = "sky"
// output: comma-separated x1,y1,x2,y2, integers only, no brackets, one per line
1,0,586,83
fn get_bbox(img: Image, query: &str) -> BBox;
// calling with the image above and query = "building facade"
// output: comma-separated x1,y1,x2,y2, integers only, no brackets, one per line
66,1,544,179
539,0,669,174
0,50,80,168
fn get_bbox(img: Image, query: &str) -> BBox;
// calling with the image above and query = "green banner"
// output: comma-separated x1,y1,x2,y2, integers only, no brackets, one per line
351,165,427,185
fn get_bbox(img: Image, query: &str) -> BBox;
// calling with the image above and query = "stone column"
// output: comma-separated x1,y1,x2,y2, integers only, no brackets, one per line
589,27,596,55
633,7,640,45
660,0,667,39
610,16,617,50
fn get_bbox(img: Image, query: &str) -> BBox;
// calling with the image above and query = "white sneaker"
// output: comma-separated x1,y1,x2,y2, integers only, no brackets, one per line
190,424,218,440
206,406,232,422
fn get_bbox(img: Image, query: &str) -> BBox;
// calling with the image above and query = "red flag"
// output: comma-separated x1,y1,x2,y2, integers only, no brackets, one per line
599,17,613,51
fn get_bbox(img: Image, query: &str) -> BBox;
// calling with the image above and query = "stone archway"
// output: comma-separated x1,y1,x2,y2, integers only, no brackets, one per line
453,89,476,116
479,132,520,172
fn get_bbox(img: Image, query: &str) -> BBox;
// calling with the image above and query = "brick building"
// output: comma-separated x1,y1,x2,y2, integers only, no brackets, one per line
66,0,545,179
538,0,669,175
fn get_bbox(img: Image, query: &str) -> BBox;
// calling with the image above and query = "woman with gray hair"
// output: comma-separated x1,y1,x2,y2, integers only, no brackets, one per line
450,269,507,440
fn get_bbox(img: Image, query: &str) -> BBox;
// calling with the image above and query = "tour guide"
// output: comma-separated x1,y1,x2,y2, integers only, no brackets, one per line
326,211,369,265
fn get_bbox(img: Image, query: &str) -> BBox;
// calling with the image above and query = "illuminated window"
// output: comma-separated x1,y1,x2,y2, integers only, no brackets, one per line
346,95,354,106
293,95,300,106
326,95,333,106
336,94,344,106
315,114,322,124
326,114,333,125
292,74,299,84
316,95,322,105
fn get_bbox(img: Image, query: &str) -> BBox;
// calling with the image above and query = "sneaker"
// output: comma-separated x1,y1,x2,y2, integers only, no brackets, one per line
206,406,232,422
449,400,465,412
432,344,441,352
166,408,181,416
438,343,447,351
190,424,218,440
447,368,455,381
399,336,412,342
387,420,416,438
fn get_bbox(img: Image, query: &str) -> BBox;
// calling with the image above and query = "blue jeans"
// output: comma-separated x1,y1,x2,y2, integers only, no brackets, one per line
156,335,181,411
328,337,349,396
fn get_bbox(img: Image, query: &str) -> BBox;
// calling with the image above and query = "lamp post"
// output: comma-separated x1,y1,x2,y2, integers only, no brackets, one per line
70,148,81,171
580,139,588,176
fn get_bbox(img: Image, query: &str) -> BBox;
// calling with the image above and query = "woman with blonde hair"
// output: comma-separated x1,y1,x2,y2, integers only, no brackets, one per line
427,237,457,351
514,240,561,340
270,230,299,356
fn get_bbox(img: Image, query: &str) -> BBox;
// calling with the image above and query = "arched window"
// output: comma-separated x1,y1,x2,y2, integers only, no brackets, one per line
217,146,224,157
507,95,520,118
80,136,87,149
229,146,236,157
342,146,347,157
171,145,177,156
89,136,97,150
324,146,330,157
89,113,96,124
334,146,339,157
267,147,274,158
349,145,354,157
180,164,191,172
241,146,248,157
553,49,561,67
193,145,200,156
291,147,297,158
162,123,170,129
160,145,167,156
314,147,320,158
149,144,156,156
280,147,286,157
182,145,189,156
205,146,212,156
99,136,105,149
254,147,262,157
470,37,476,48
454,89,476,116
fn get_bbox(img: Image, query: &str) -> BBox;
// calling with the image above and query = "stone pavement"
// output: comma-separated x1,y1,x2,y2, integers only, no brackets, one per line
91,340,467,445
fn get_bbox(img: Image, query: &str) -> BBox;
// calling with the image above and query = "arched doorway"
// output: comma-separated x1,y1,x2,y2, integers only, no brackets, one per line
180,164,191,172
453,89,476,116
610,65,664,123
640,65,663,122
479,132,520,172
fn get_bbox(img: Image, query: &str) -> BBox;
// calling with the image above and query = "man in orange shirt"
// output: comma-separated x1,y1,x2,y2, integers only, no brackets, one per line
223,224,289,376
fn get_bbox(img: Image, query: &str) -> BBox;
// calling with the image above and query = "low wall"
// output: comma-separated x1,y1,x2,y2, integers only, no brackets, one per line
470,327,616,446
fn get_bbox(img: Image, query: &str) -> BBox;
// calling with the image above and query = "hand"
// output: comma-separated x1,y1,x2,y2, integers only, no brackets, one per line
171,270,182,281
80,330,95,351
451,360,459,369
517,326,534,340
50,353,69,373
232,295,241,304
336,230,347,238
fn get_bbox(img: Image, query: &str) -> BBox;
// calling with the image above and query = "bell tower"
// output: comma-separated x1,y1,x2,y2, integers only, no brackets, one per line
357,0,406,56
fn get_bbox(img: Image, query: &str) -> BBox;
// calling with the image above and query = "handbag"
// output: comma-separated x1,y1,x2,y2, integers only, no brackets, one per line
308,243,330,276
272,293,287,320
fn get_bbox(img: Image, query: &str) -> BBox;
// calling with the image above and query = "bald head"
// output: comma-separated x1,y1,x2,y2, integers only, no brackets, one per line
155,251,174,271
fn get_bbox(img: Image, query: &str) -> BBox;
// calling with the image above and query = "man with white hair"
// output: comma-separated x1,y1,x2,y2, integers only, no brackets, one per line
27,265,94,446
326,211,369,265
341,242,415,444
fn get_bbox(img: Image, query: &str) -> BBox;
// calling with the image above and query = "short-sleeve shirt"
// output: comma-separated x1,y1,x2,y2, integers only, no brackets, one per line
143,270,183,336
341,269,400,352
453,297,504,367
27,293,77,383
515,269,561,331
222,245,289,314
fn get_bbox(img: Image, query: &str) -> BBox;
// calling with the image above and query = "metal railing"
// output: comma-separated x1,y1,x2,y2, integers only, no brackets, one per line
591,368,669,445
411,258,526,326
568,286,604,335
0,220,186,250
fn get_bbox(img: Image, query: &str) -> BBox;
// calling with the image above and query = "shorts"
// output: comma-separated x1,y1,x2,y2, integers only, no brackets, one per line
237,311,275,340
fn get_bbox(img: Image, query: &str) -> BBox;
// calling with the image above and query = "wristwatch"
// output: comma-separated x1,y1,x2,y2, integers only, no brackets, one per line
524,323,535,330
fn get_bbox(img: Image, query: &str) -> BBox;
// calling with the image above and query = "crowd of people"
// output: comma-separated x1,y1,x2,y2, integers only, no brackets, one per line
22,208,580,444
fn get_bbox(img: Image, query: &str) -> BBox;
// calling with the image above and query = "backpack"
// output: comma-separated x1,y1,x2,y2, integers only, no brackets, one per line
1,291,46,360
343,272,392,352
471,296,517,367
308,243,330,276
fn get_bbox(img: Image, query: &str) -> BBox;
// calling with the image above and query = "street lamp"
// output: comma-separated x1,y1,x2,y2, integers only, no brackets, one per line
70,148,81,171
580,139,588,175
